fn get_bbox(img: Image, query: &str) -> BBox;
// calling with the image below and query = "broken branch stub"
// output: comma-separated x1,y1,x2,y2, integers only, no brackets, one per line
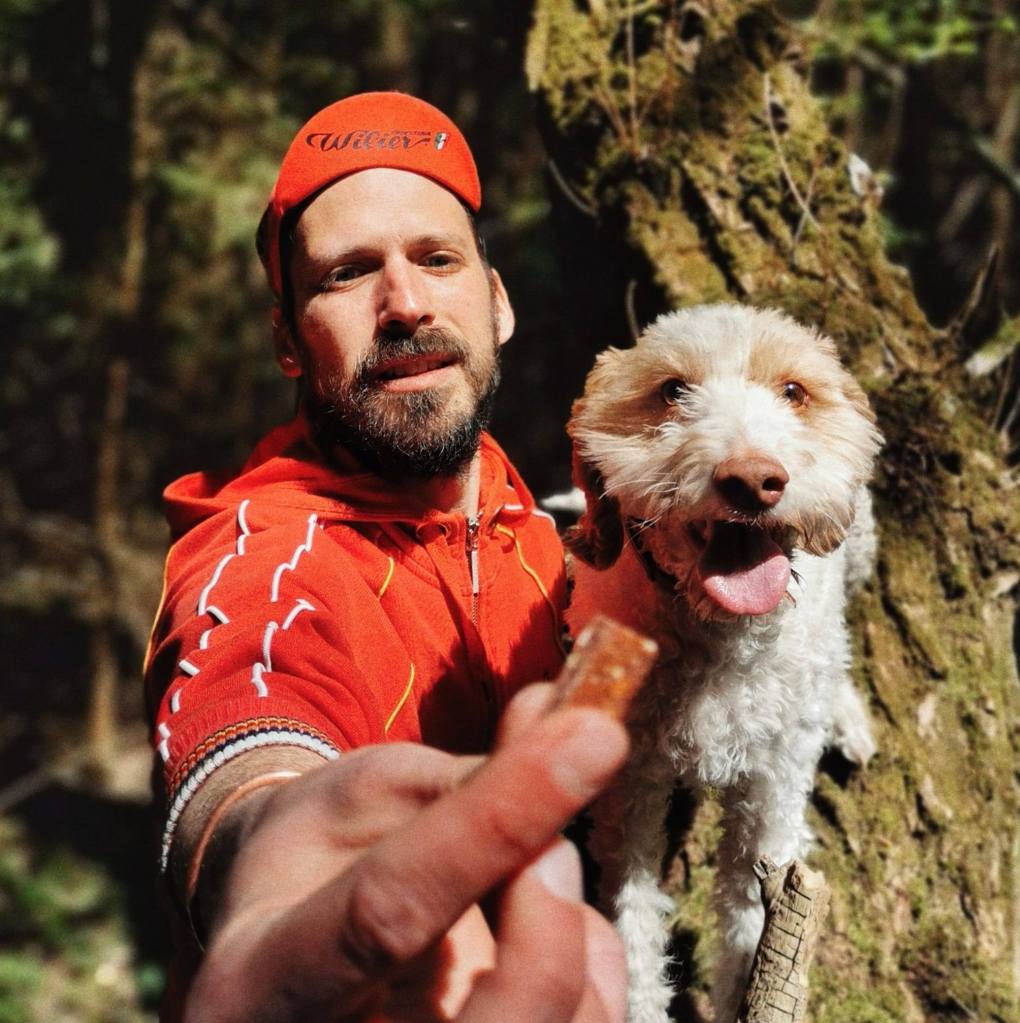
737,857,831,1023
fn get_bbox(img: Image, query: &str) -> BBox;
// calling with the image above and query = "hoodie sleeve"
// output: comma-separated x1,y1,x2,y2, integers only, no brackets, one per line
144,498,410,872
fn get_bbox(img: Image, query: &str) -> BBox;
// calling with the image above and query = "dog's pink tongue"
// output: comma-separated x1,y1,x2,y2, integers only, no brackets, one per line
698,522,791,615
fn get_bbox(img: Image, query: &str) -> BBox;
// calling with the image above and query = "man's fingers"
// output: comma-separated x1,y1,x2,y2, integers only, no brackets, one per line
526,837,584,902
516,840,628,1023
494,681,557,747
573,907,628,1023
340,706,626,962
457,869,588,1023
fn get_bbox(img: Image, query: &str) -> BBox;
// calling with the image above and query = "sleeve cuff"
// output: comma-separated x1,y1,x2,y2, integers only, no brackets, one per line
159,723,340,872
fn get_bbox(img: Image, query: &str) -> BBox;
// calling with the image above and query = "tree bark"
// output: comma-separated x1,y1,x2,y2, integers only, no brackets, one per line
527,2,1020,1020
84,2,160,781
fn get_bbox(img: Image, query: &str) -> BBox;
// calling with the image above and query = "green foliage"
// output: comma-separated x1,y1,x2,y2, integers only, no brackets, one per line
806,0,1013,65
0,819,160,1022
784,0,1020,332
0,954,44,1023
0,844,109,951
0,172,58,308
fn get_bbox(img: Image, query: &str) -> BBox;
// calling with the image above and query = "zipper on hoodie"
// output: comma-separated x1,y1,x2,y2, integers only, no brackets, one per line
466,516,480,626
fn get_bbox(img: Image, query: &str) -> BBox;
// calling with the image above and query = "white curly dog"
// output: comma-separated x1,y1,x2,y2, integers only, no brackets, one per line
565,304,882,1023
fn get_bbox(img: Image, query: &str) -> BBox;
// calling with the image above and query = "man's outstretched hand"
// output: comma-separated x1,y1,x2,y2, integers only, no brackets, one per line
183,685,630,1023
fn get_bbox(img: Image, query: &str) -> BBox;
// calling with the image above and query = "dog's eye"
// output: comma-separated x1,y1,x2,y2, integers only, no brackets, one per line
781,381,808,407
660,379,690,405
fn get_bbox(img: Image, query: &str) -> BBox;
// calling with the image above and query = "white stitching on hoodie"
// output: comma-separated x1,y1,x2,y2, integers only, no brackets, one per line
166,501,254,742
179,500,254,681
250,597,316,697
157,722,172,762
244,514,319,698
270,513,318,603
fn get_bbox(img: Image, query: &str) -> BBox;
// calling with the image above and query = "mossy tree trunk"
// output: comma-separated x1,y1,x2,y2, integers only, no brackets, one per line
526,2,1020,1020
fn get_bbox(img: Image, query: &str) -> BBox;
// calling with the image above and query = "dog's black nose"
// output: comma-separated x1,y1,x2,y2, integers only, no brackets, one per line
713,454,788,512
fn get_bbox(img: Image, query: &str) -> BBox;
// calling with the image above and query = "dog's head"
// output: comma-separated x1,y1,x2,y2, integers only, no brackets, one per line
566,304,883,620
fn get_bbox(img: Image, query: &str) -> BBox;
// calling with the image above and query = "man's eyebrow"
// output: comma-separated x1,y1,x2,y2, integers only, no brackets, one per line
405,232,468,250
305,244,375,270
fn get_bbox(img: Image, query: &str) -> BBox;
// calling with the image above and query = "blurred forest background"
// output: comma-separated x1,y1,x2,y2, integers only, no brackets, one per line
1,0,1018,1019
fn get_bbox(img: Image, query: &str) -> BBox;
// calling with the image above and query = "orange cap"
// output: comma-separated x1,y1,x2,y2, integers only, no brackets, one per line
260,91,481,296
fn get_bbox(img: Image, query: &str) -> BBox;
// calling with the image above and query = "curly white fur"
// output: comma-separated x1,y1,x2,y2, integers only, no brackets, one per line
565,304,883,1023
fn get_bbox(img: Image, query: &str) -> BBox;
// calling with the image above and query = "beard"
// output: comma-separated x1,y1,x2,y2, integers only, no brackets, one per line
303,323,501,480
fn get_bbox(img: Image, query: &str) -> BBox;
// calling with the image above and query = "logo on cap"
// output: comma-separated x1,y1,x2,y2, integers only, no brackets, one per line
305,129,451,153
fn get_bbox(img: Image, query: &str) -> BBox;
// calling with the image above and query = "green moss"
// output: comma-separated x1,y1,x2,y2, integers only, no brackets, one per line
667,798,723,994
813,989,904,1023
900,914,1009,1017
626,188,730,305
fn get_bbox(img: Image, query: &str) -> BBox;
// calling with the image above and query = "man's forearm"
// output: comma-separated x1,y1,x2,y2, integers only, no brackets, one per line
169,746,329,939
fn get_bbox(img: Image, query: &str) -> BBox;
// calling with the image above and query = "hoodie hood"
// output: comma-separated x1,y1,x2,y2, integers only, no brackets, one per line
163,415,538,540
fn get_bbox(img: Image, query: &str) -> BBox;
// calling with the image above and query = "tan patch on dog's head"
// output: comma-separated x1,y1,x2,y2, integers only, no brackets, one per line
568,342,711,443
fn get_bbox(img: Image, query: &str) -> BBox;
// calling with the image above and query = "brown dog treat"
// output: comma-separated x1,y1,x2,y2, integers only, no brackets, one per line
554,615,658,720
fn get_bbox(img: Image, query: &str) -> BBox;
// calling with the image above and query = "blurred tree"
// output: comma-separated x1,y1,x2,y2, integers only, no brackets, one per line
529,1,1019,1020
795,0,1020,460
798,0,1019,312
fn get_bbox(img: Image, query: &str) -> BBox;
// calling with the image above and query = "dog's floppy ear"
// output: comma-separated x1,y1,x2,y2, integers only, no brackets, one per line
565,449,624,569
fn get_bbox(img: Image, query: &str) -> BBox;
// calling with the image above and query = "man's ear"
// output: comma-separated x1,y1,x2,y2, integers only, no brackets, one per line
272,306,303,379
489,269,515,347
564,447,624,569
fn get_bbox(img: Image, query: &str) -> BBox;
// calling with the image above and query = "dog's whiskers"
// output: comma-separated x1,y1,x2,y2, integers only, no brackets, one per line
628,515,663,537
621,514,665,559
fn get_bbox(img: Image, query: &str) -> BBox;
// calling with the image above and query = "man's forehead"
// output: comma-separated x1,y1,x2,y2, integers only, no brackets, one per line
295,168,474,254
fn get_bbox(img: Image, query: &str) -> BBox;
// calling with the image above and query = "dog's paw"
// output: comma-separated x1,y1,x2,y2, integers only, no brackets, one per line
833,716,877,767
831,684,877,767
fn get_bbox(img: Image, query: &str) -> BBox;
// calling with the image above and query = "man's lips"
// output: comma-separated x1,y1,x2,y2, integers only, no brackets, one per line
370,354,460,391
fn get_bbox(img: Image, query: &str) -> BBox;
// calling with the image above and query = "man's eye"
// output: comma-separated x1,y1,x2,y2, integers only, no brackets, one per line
422,252,458,269
324,266,364,287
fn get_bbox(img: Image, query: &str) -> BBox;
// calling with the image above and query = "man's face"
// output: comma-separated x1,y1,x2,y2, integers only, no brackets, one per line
279,168,514,478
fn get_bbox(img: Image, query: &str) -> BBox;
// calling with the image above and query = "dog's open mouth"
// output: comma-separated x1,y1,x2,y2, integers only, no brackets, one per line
688,520,791,616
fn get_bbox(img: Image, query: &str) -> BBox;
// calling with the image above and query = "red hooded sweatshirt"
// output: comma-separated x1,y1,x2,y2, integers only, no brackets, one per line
145,415,567,872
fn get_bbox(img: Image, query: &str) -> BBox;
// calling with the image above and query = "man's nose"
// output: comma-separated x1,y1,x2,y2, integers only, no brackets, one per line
376,261,433,335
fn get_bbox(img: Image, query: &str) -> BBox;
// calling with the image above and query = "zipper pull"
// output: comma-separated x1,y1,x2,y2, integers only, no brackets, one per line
467,517,480,601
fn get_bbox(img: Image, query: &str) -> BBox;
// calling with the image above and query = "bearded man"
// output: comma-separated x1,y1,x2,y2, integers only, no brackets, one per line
144,92,630,1022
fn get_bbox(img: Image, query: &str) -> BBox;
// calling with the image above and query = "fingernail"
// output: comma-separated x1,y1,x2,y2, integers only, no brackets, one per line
550,710,628,802
528,840,583,902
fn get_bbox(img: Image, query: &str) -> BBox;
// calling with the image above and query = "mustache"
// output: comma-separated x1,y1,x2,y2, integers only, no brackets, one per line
355,327,470,384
